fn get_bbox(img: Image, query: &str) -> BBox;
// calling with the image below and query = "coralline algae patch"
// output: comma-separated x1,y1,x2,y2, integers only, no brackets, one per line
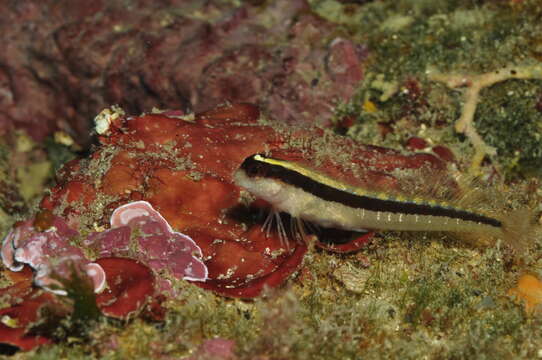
1,214,106,295
85,201,208,283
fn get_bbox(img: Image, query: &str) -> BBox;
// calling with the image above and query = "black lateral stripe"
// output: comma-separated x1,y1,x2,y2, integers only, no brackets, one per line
240,155,502,228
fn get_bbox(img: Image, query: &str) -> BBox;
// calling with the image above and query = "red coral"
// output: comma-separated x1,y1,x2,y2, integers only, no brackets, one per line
95,258,155,320
432,145,456,163
0,292,54,352
315,232,374,253
406,136,429,151
1,215,106,295
0,268,55,352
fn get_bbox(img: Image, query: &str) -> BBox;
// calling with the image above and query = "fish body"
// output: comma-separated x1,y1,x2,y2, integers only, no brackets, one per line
235,154,503,237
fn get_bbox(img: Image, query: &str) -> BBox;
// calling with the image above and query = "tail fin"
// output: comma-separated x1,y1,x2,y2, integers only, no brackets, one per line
452,176,538,259
451,208,537,261
499,208,537,259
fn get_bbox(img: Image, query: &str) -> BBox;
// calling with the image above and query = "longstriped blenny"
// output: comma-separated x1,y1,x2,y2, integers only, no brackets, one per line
234,154,505,238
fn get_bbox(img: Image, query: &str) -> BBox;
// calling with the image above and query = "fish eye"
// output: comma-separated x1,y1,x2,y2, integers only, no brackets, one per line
241,154,265,177
245,164,259,177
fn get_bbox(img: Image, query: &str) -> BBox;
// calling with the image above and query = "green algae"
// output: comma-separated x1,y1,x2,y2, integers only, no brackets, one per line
43,137,77,175
475,80,542,178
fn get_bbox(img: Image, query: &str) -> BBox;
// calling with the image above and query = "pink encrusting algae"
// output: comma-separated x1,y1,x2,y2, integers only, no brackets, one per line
85,201,208,282
1,216,106,295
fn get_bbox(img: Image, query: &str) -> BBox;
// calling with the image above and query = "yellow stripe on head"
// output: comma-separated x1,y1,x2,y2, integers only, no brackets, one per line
253,155,371,197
